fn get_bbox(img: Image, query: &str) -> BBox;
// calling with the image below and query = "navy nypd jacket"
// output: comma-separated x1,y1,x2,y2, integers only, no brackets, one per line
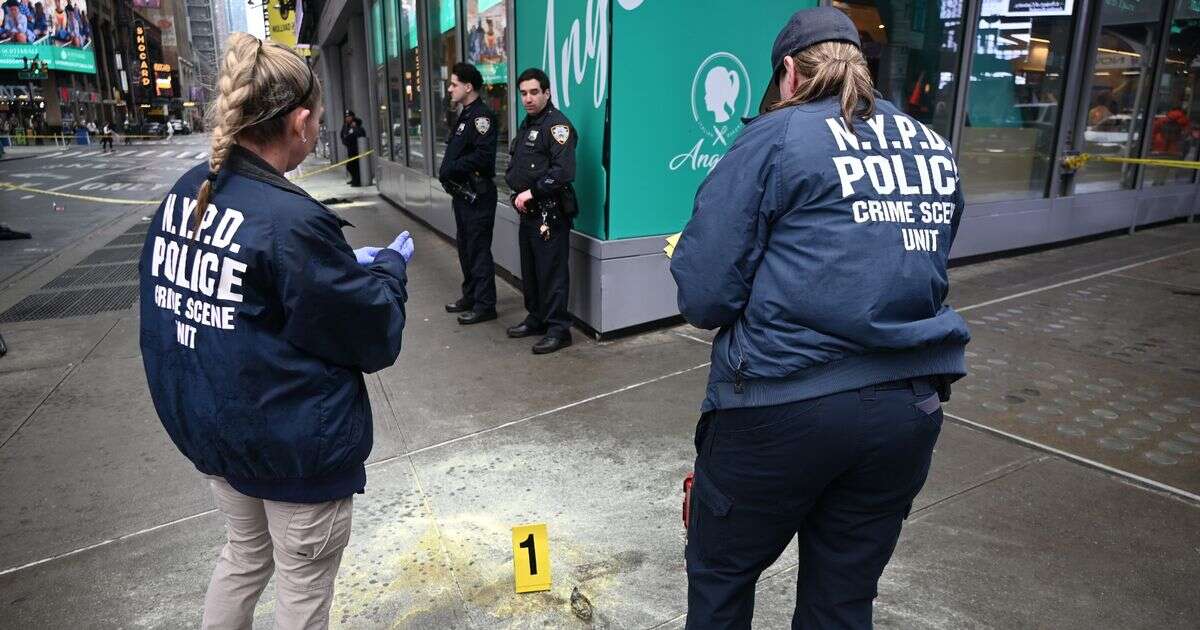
139,145,408,502
671,96,970,412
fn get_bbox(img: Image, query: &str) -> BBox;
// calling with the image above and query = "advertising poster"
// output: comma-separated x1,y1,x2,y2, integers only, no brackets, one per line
0,0,96,73
608,0,815,239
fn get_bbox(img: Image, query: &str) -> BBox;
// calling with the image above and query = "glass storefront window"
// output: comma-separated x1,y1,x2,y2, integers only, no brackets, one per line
834,0,965,140
401,0,426,171
372,0,392,161
1146,3,1200,186
385,0,404,163
427,0,460,172
465,0,510,193
1075,0,1165,193
958,0,1074,202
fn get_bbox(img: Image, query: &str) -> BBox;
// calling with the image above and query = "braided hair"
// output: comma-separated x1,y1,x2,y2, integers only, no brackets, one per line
192,33,321,232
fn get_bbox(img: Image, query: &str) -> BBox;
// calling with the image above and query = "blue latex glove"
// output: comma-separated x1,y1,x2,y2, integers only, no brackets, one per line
353,246,382,265
387,231,414,263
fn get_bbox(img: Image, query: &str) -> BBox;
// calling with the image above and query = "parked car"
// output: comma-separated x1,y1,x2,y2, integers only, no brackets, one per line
1085,114,1133,150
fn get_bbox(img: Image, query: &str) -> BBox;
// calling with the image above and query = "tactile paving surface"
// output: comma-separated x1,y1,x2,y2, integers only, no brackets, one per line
948,265,1200,495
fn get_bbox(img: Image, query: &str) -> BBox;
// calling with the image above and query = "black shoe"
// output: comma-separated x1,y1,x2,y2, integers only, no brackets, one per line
457,310,497,325
506,322,547,338
532,335,572,355
445,299,474,313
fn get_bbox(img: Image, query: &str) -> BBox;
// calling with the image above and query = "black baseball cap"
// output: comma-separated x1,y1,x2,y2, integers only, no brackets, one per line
758,7,861,114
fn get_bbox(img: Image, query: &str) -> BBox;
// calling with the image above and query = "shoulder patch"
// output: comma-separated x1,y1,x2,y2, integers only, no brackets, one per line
551,124,570,145
475,117,491,135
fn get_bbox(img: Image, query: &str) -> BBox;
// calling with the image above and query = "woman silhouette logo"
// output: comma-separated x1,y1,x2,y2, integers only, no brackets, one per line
691,52,751,146
704,67,739,124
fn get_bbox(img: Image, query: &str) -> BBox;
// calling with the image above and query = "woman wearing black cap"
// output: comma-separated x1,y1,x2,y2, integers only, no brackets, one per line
139,33,412,628
671,7,970,628
341,109,366,186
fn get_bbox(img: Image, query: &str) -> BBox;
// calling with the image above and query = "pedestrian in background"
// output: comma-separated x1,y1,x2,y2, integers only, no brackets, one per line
671,8,970,628
341,109,365,186
139,33,413,629
440,61,500,325
504,67,578,355
99,120,112,153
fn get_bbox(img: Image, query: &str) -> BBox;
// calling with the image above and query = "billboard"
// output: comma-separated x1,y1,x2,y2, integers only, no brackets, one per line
0,0,97,73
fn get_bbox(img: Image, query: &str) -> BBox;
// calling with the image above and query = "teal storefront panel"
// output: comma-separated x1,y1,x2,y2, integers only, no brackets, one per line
608,0,815,240
514,0,609,239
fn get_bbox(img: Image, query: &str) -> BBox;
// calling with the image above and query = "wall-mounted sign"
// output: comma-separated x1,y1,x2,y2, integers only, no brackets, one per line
136,24,151,88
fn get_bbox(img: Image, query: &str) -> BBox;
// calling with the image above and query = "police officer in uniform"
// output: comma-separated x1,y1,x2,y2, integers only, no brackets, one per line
440,62,500,324
340,110,366,186
505,68,577,354
671,8,970,628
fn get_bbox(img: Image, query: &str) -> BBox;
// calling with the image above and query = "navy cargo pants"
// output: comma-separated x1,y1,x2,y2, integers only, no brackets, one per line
452,188,498,315
685,378,943,629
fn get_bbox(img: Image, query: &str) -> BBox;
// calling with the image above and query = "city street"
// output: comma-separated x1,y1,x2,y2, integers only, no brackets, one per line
1,137,1198,629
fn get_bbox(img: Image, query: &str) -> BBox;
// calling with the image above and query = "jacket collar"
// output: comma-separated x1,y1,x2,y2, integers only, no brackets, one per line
523,103,555,127
224,144,353,227
458,97,484,120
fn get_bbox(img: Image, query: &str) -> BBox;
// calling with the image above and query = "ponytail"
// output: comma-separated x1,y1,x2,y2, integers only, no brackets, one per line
768,41,875,131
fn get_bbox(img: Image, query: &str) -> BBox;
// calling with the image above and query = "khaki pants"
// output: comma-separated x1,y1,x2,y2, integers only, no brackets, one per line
201,476,353,630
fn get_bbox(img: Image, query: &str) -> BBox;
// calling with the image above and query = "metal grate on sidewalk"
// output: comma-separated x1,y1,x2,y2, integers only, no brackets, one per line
0,222,149,323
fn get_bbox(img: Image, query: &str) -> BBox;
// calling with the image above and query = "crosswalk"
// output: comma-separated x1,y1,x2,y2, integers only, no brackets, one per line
35,148,209,160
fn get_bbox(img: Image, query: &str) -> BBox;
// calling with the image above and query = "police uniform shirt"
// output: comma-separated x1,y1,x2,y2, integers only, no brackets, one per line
506,104,577,207
439,97,499,185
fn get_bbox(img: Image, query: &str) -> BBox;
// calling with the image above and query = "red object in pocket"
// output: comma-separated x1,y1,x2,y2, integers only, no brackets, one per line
682,472,695,530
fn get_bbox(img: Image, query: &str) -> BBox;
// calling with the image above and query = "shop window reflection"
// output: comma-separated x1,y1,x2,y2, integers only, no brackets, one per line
1146,5,1200,186
833,0,964,140
465,0,511,195
958,1,1073,202
428,0,460,173
371,0,391,161
1075,0,1165,193
402,0,425,171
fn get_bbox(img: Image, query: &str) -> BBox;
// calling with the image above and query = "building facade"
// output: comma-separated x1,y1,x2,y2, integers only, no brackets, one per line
298,0,1200,334
183,0,218,104
225,0,248,34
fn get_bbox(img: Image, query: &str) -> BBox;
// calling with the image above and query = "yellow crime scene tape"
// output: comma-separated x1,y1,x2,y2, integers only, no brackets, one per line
291,150,373,181
0,151,374,205
1062,153,1200,171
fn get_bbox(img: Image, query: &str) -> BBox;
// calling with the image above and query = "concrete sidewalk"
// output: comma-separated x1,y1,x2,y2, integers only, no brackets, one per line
0,158,1197,629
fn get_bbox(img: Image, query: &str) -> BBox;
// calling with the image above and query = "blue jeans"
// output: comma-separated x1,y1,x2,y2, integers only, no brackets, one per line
685,378,944,629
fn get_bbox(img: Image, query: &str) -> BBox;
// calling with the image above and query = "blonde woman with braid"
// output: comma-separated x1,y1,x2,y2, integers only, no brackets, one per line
138,33,412,629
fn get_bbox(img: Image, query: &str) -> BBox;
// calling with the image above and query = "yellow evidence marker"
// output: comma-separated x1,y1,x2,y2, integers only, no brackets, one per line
511,523,551,593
